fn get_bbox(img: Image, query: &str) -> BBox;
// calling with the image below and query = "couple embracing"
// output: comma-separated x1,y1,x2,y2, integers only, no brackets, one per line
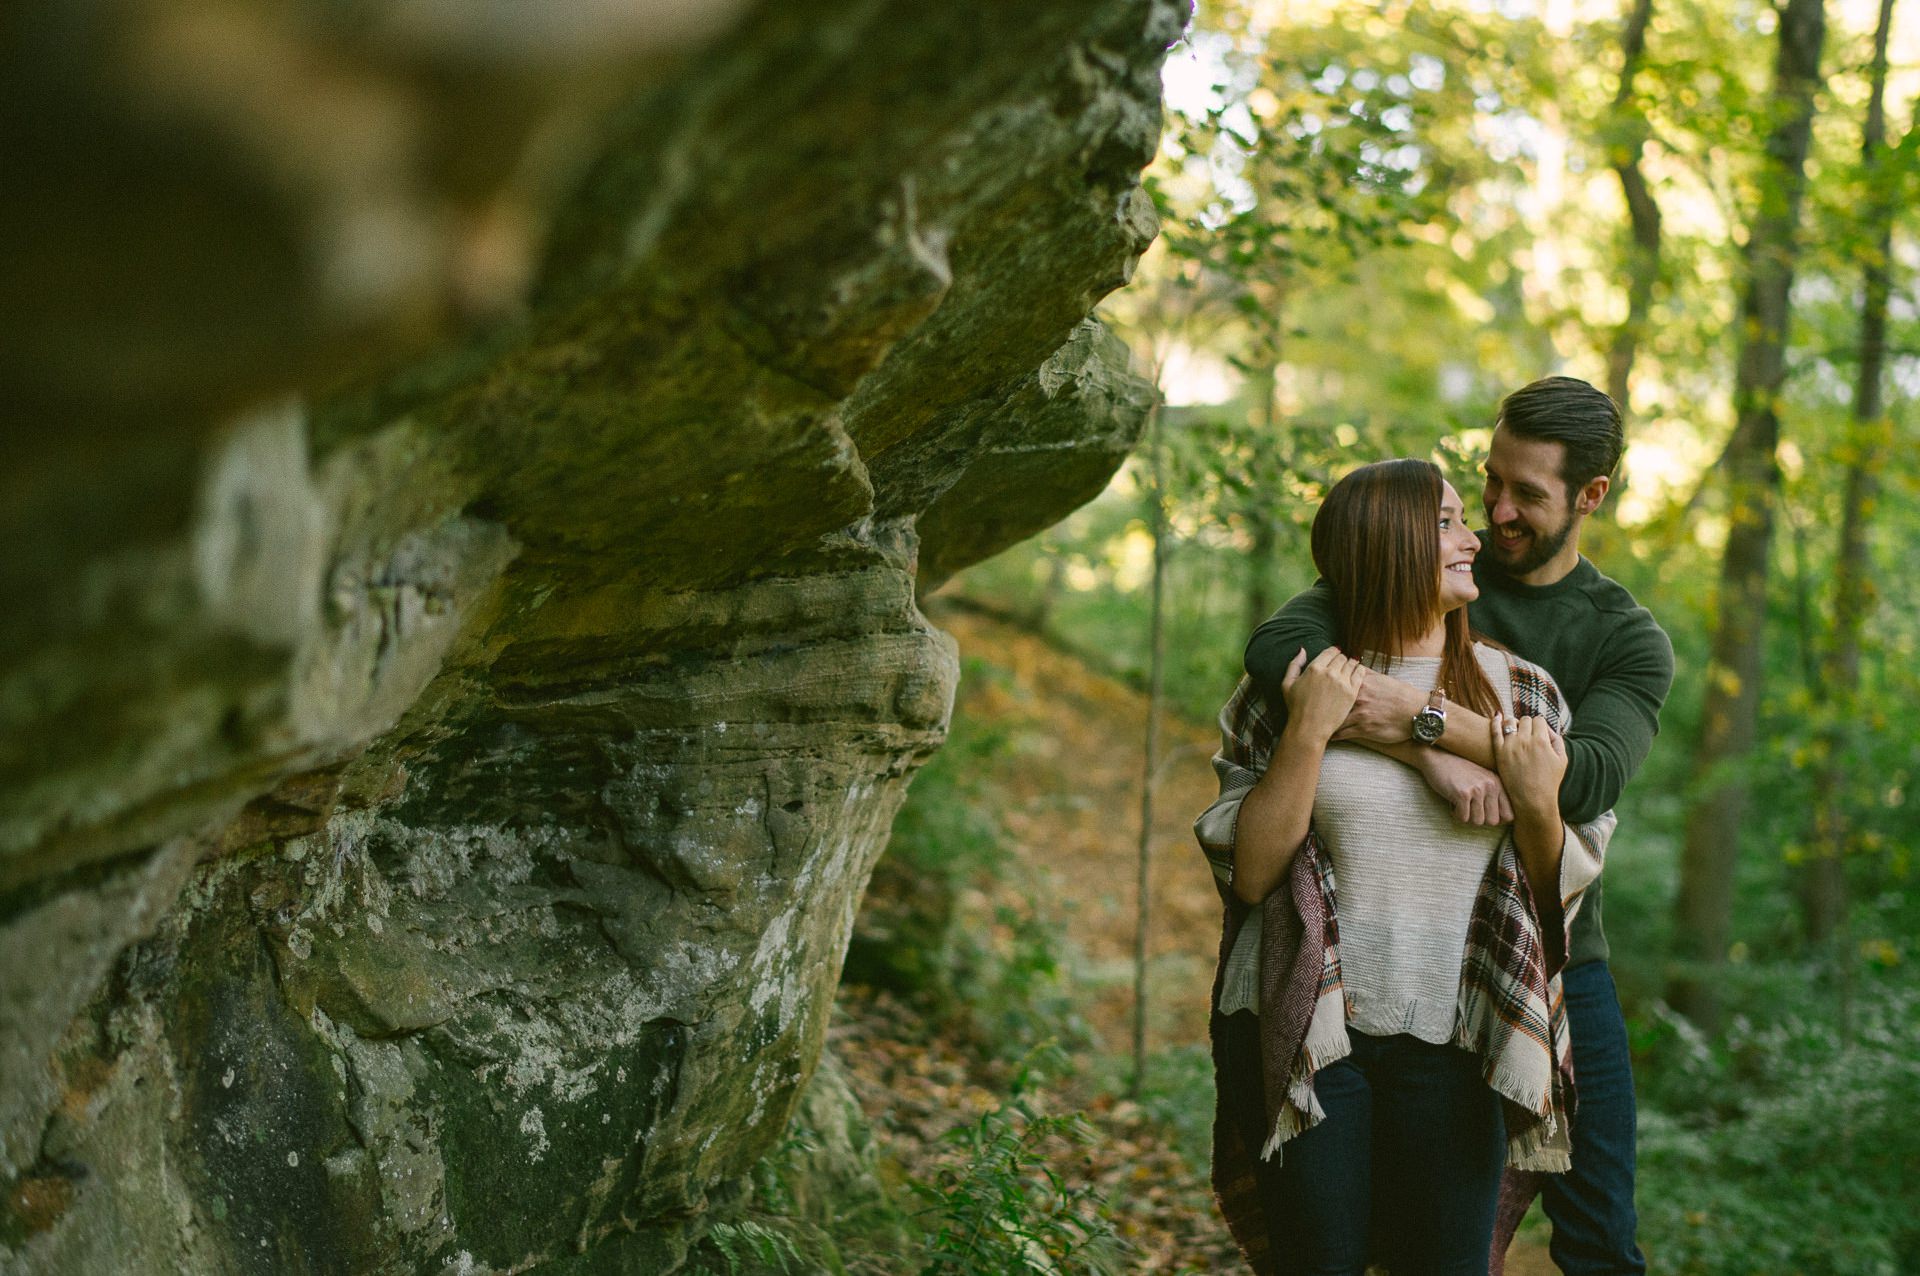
1196,377,1675,1276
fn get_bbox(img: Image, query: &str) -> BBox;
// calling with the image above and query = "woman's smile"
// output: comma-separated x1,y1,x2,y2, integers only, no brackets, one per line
1438,480,1480,609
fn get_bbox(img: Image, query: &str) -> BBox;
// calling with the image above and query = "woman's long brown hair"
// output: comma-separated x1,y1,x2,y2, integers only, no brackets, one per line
1308,458,1500,719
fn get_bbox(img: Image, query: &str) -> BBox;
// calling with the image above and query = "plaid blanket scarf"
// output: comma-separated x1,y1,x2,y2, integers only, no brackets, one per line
1193,653,1613,1274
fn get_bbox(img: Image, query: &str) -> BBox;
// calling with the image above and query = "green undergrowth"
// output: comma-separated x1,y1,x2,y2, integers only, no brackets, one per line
681,1051,1134,1276
1629,970,1920,1275
680,1133,886,1276
1600,793,1920,1272
909,1049,1128,1276
844,673,1097,1066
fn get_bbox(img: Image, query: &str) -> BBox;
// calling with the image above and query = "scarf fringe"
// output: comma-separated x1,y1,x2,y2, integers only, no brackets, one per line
1463,1037,1555,1118
1456,986,1572,1169
1299,989,1353,1076
1505,1112,1572,1173
1260,990,1352,1163
1260,1106,1306,1164
1261,1083,1321,1164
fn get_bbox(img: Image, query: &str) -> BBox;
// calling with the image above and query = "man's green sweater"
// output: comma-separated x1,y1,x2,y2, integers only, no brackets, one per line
1243,548,1674,968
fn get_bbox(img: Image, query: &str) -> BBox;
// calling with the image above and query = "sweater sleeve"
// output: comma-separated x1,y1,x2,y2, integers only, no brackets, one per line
1514,653,1614,955
1559,811,1613,909
1556,611,1675,824
1244,581,1340,713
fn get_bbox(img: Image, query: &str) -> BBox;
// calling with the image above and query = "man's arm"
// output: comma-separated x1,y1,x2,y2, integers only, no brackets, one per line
1335,674,1496,766
1244,581,1339,714
1554,616,1675,823
1372,739,1513,825
1329,615,1675,821
1247,582,1512,824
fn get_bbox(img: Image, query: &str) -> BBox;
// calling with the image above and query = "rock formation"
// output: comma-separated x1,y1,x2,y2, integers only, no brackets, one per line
0,0,1176,1270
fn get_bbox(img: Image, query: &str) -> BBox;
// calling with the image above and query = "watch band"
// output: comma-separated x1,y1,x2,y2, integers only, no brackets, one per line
1412,686,1447,745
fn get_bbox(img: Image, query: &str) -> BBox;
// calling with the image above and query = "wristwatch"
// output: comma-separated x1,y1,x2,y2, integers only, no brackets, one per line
1411,687,1447,745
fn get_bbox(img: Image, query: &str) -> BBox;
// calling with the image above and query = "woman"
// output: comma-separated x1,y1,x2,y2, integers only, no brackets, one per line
1193,459,1609,1275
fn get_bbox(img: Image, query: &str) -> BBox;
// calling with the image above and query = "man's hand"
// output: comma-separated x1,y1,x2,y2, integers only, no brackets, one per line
1330,665,1424,744
1412,750,1513,827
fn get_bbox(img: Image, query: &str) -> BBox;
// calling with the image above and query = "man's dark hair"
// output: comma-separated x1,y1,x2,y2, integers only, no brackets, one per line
1496,376,1624,490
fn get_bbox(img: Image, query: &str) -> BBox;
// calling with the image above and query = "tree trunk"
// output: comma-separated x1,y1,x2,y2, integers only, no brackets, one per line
1247,514,1277,634
1604,0,1661,430
1132,394,1167,1098
1029,548,1069,632
1803,0,1900,952
1669,0,1826,1031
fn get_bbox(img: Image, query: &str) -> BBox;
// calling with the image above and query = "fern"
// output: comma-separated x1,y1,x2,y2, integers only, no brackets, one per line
691,1219,802,1276
910,1089,1122,1276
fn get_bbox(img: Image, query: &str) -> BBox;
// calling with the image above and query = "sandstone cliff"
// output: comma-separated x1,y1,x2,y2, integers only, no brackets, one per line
0,1,1176,1270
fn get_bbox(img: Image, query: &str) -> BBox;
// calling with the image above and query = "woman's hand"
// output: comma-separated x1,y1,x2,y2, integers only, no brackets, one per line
1281,647,1366,746
1234,648,1361,905
1491,712,1570,935
1489,712,1567,823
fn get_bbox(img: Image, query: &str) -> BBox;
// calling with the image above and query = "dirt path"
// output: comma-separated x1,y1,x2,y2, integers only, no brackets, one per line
928,607,1226,1058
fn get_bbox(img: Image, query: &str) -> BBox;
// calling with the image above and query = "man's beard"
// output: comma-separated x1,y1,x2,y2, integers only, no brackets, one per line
1485,511,1575,579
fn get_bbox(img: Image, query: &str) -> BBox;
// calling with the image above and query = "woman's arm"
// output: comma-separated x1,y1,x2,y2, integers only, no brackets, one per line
1231,647,1364,904
1490,713,1570,922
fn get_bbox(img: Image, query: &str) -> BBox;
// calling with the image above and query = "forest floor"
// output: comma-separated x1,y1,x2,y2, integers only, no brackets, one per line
829,604,1556,1274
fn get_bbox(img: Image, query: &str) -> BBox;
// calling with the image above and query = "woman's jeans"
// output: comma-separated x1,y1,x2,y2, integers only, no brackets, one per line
1219,1011,1506,1276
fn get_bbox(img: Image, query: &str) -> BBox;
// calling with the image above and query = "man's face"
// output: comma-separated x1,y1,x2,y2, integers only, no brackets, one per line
1481,426,1577,579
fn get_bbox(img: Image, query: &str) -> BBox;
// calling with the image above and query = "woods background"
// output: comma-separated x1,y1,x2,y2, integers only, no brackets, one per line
906,0,1920,1271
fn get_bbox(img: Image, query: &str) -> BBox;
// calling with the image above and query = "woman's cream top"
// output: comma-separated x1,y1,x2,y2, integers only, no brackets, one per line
1217,643,1525,1045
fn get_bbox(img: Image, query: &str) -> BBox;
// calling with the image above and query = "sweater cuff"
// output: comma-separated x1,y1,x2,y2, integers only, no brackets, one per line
1558,809,1614,913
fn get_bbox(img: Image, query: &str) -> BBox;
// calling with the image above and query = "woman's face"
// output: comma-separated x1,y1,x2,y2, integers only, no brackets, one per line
1437,480,1480,613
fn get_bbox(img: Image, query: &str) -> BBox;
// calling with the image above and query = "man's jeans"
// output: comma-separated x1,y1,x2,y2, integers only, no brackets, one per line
1543,961,1647,1275
1219,1013,1506,1276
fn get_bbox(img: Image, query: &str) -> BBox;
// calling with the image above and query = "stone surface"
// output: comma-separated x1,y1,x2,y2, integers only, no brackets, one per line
0,0,1176,1269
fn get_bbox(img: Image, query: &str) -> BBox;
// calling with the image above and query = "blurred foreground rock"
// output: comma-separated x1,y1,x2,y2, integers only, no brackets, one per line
0,0,1173,1270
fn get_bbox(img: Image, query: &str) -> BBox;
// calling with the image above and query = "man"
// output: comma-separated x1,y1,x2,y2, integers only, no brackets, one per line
1243,376,1673,1275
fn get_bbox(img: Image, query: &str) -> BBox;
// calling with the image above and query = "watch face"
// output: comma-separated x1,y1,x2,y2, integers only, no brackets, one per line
1412,708,1446,744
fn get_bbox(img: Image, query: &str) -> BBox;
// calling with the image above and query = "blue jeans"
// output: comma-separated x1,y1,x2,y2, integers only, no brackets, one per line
1542,962,1646,1275
1220,1013,1506,1275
